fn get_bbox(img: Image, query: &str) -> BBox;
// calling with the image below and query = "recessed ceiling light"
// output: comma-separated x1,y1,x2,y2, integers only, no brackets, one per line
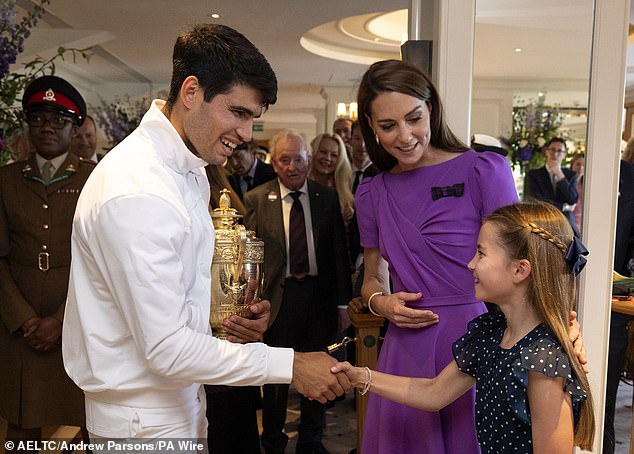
514,48,523,53
210,13,221,19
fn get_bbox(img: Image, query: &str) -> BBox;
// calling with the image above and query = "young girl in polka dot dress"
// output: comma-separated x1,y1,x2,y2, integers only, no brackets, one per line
333,201,595,453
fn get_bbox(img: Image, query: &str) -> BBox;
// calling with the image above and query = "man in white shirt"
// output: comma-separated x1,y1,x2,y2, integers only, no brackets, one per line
62,24,350,447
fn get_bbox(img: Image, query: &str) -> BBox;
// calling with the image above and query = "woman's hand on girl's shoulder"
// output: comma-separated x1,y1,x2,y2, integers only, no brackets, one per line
568,311,589,373
376,292,439,328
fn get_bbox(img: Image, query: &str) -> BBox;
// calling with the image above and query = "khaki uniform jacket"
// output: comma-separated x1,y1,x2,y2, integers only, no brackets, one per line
0,153,94,428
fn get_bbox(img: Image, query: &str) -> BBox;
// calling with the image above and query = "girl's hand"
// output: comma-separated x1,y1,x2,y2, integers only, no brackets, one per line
330,361,365,388
372,292,439,329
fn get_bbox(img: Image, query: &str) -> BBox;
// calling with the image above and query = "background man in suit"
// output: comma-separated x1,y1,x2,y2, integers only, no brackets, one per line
69,115,101,163
0,75,94,443
228,140,276,200
603,159,634,454
525,137,579,230
348,120,380,269
333,117,353,160
245,129,352,454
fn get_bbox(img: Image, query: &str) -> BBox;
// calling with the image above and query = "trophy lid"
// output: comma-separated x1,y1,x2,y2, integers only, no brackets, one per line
211,189,242,229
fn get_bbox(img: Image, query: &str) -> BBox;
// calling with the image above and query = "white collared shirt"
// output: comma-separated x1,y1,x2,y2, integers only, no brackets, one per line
63,100,293,436
278,180,318,277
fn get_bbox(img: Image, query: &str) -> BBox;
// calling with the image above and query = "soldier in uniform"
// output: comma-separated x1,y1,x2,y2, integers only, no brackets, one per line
0,75,94,442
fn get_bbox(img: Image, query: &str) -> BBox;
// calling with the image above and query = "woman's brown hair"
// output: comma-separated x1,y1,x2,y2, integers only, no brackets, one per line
357,59,468,171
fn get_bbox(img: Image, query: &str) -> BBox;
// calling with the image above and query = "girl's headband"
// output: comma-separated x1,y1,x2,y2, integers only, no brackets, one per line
525,222,588,276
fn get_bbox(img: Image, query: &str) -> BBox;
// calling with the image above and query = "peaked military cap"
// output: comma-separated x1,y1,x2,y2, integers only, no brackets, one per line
22,75,86,126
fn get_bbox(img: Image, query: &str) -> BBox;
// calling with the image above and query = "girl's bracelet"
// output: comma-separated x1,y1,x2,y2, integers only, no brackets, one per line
360,366,372,396
367,291,383,317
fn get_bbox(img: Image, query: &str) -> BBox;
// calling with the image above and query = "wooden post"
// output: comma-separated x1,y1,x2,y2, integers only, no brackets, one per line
349,311,384,451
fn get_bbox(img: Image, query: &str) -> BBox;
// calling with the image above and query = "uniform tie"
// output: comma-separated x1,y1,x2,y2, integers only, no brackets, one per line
352,170,363,194
289,191,309,278
41,161,53,184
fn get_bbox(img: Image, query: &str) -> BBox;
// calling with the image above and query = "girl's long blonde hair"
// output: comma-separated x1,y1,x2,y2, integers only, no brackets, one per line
486,201,594,450
309,133,354,213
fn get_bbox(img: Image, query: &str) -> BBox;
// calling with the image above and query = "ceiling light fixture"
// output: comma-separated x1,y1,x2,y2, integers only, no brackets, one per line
514,48,522,53
210,13,221,19
337,102,358,121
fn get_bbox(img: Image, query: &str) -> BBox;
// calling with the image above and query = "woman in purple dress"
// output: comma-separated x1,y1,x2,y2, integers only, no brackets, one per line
354,59,519,454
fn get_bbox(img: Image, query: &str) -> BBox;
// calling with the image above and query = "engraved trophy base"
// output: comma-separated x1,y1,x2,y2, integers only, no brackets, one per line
210,304,253,340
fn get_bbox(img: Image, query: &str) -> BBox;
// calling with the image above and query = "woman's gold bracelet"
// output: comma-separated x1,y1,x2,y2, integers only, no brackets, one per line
367,291,383,317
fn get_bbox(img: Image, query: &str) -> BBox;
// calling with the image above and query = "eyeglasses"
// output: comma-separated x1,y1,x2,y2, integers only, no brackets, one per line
26,112,74,129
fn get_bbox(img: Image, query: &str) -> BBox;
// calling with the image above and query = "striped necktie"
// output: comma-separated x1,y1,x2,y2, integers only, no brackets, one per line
289,191,309,278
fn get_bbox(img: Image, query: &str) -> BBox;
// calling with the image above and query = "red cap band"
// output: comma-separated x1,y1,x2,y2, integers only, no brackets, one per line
26,89,80,115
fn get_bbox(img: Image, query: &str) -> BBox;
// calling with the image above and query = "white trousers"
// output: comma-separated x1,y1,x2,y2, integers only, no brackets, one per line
87,386,208,454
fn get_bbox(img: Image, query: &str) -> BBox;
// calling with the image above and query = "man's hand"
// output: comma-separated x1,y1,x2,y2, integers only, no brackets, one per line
569,311,588,373
21,317,41,337
347,296,366,317
25,316,61,351
291,351,352,403
223,299,271,343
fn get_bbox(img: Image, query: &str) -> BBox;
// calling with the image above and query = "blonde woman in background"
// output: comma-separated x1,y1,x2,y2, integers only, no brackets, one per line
309,132,355,224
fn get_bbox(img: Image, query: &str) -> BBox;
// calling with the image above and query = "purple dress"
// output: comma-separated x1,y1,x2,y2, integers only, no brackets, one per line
356,150,518,454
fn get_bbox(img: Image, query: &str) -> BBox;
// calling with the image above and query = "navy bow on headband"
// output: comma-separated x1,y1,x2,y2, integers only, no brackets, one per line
565,236,589,276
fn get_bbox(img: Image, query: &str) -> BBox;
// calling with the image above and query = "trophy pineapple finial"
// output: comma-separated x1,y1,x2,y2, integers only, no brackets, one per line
219,188,232,210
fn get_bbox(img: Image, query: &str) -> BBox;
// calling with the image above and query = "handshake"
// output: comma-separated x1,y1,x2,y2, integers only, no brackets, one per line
291,353,364,403
224,299,365,403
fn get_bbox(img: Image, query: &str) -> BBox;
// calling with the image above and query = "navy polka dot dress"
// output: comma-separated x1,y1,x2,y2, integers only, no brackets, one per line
452,311,587,453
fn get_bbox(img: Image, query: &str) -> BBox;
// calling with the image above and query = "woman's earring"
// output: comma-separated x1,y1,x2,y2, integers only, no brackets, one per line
375,134,380,145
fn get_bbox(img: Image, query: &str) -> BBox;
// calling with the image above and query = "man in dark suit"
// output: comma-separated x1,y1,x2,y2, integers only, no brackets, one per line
603,159,634,454
69,115,103,163
333,118,353,161
0,75,94,443
228,140,276,200
348,121,380,269
525,137,579,229
244,129,351,454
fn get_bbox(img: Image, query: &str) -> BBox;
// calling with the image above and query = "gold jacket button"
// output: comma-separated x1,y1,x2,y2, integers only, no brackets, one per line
42,224,49,230
42,245,48,251
42,203,48,209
